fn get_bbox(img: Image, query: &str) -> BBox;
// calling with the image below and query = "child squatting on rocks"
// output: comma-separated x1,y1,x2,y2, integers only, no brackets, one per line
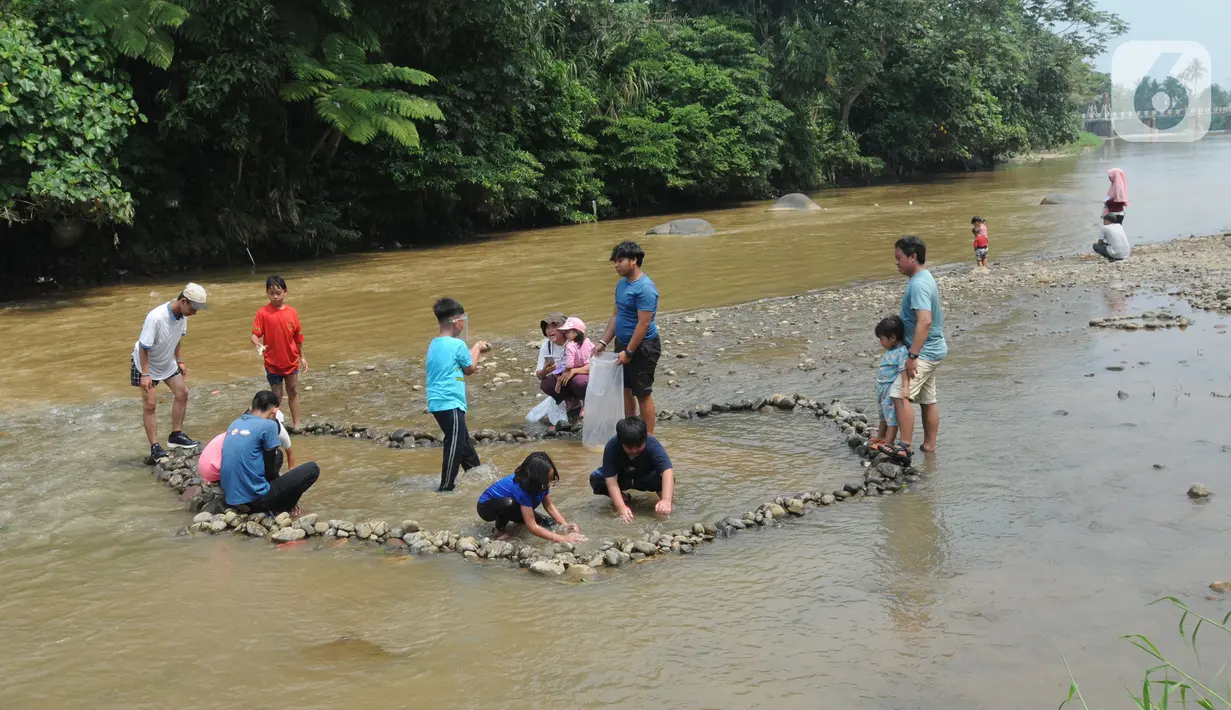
870,316,909,449
476,452,584,544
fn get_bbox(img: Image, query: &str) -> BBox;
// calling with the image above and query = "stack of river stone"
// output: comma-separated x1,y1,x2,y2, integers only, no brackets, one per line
155,392,922,579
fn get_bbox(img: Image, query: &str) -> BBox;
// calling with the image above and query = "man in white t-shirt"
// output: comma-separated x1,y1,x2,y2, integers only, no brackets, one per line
1093,216,1132,261
130,283,208,461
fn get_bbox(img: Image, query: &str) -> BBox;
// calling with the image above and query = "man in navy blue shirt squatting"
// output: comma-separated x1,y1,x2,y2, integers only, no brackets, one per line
589,416,676,523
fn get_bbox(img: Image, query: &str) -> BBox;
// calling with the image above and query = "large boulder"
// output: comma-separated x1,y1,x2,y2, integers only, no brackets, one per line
1039,193,1083,205
645,218,715,236
768,193,823,211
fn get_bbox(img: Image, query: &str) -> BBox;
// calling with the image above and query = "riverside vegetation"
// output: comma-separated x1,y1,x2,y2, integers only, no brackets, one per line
2,0,1129,295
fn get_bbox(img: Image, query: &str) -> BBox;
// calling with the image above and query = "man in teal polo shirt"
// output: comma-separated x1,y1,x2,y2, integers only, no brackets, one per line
889,236,947,454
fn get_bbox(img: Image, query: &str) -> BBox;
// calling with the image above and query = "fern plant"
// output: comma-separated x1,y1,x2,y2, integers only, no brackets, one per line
281,33,443,153
78,0,188,69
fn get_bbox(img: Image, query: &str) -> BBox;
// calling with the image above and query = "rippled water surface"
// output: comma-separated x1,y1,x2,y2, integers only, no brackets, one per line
2,139,1231,709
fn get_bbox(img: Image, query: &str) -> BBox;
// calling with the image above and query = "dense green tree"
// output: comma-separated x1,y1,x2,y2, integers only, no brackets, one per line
0,0,1127,296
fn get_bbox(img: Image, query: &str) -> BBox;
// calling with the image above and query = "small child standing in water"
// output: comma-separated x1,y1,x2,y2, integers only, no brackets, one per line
971,216,989,269
870,316,909,448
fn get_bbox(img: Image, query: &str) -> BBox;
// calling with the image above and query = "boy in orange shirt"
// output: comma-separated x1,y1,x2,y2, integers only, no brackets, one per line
251,275,307,428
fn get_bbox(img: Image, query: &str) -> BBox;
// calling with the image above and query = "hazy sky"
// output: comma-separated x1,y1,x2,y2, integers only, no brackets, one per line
1093,0,1231,87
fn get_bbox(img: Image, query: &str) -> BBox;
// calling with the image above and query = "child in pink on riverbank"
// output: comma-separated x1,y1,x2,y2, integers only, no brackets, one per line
555,317,593,422
971,216,989,268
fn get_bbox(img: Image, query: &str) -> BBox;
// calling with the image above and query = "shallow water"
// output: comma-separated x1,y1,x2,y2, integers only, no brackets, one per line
2,139,1231,709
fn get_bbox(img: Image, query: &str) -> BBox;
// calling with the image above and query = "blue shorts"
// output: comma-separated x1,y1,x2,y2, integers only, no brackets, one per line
877,384,897,427
266,369,298,386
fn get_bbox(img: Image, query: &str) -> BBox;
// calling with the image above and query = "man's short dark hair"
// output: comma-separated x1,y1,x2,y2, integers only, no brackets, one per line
616,416,648,447
895,236,927,264
875,315,906,342
252,390,281,412
433,297,465,325
266,275,288,291
610,241,645,267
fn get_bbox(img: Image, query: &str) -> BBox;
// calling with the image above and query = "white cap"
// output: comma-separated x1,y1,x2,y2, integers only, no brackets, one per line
182,282,208,309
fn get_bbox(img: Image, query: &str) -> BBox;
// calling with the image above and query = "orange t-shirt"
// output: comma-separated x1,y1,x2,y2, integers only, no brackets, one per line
253,303,304,375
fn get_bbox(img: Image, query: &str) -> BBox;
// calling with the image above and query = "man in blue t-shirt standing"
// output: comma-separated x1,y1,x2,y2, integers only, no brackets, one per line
426,297,490,492
889,236,948,455
594,241,662,434
589,417,675,522
219,390,320,514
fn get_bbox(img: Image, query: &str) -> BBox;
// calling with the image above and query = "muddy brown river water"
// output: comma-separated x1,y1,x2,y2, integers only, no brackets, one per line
2,136,1231,709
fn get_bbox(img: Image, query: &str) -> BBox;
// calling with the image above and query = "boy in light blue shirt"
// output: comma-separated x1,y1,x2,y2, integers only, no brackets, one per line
426,298,490,491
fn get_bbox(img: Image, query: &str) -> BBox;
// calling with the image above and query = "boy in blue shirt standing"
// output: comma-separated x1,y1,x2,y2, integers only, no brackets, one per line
426,298,490,492
594,241,662,434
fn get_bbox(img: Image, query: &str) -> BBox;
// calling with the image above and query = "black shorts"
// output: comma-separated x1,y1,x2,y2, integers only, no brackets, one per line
614,337,661,397
589,469,664,495
130,358,182,387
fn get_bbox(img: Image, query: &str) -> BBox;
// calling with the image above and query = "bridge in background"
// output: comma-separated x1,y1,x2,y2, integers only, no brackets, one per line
1081,106,1231,137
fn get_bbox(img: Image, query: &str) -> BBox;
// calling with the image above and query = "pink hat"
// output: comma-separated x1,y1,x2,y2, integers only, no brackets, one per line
560,317,586,334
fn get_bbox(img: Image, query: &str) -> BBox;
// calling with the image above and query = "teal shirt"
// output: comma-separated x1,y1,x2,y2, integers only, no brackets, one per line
900,270,947,361
426,336,472,412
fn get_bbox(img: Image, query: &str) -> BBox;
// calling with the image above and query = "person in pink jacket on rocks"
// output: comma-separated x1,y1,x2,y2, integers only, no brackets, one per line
551,317,593,422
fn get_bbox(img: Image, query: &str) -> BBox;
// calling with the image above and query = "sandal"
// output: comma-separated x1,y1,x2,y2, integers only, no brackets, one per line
872,442,913,465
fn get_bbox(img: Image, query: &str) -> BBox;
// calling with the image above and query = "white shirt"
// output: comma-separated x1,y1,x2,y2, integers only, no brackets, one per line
536,338,566,373
1100,224,1131,260
275,410,292,449
132,302,187,380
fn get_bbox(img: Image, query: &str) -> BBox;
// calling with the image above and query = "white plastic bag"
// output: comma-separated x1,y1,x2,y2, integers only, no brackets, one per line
583,352,625,451
526,396,569,426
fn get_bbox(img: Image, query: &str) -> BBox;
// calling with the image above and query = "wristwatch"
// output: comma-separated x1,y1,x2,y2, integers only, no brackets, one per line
907,352,920,360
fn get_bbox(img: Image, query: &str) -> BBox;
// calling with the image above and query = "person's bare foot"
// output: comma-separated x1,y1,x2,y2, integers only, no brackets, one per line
495,531,513,541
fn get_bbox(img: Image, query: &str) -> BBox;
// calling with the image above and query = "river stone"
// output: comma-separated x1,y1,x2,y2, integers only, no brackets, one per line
463,551,479,561
401,520,421,533
646,218,715,236
768,192,823,211
1188,483,1211,499
530,560,566,576
769,504,786,518
458,536,479,553
274,512,293,527
1210,581,1231,594
820,493,836,505
372,521,389,538
604,549,622,567
244,521,266,537
722,517,746,530
632,541,658,556
876,462,902,479
209,519,228,532
193,512,212,524
786,499,806,516
1039,192,1084,205
271,527,306,543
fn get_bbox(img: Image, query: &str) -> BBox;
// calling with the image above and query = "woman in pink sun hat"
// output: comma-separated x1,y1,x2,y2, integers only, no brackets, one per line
553,317,593,422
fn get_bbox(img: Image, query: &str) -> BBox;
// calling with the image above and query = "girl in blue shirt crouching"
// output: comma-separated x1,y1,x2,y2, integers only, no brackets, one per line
477,452,584,543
